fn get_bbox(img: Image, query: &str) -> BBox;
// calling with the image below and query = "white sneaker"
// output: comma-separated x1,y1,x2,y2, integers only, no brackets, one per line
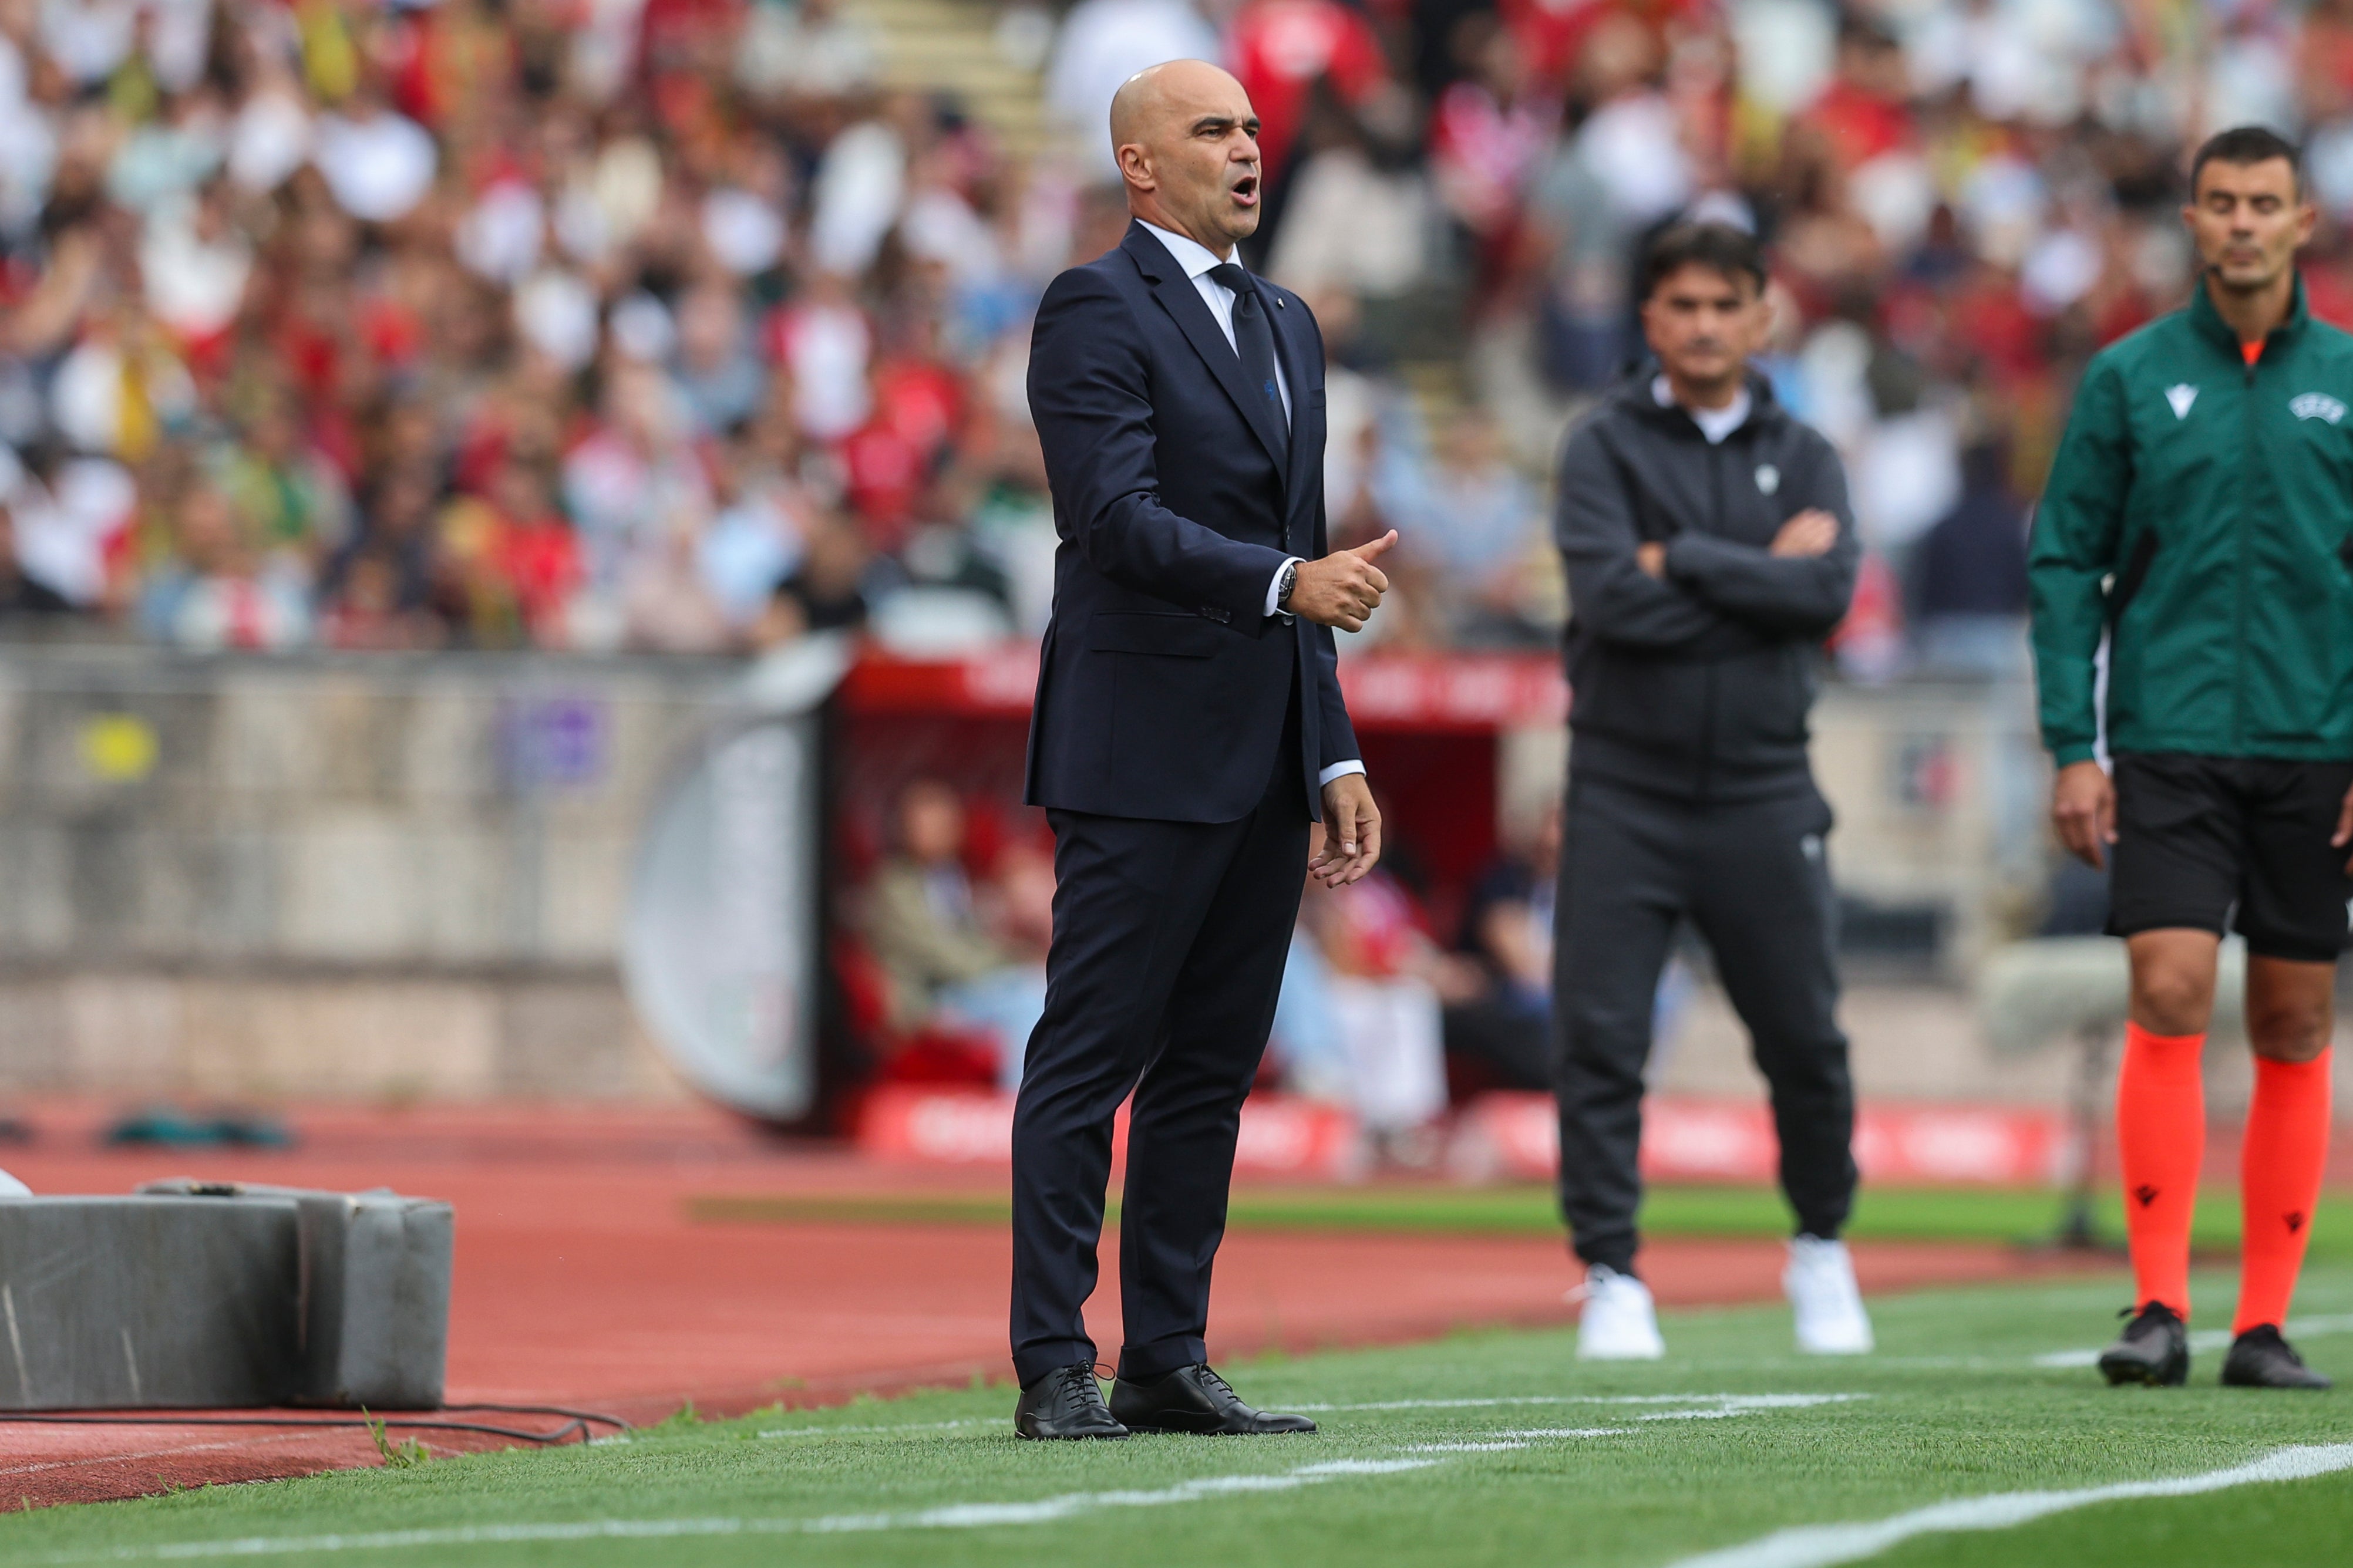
1574,1264,1666,1360
1785,1235,1873,1354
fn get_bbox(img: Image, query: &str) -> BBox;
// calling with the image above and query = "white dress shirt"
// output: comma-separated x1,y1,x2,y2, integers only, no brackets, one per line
1138,221,1362,791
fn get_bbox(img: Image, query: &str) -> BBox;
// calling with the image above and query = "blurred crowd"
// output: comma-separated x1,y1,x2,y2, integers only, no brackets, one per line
0,0,1082,653
0,0,2334,662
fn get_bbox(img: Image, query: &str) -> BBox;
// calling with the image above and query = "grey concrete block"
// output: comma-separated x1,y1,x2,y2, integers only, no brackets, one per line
0,1196,303,1408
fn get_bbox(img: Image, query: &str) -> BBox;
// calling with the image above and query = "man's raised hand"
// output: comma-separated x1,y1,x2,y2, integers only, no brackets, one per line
1289,530,1398,632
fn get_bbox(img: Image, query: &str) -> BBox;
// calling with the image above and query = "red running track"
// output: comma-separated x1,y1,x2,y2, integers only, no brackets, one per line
0,1101,2108,1510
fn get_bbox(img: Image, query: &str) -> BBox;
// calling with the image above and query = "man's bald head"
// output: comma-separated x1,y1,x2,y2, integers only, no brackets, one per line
1108,59,1264,255
1109,59,1239,148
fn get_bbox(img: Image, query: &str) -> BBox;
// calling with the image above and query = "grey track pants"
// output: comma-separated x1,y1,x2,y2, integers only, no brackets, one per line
1553,773,1857,1274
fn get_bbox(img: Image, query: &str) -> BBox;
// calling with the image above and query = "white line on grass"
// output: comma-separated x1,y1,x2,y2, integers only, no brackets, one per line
1407,1428,1634,1452
755,1418,990,1439
35,1459,1440,1563
1663,1443,2353,1568
1291,1394,1866,1414
743,1394,1865,1441
2032,1311,2353,1368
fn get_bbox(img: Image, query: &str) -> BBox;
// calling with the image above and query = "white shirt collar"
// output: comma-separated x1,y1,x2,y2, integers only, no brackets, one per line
1139,219,1234,281
1652,373,1752,444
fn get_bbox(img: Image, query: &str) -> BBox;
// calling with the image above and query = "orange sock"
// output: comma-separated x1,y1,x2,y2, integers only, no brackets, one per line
2117,1021,2205,1319
2234,1049,2333,1336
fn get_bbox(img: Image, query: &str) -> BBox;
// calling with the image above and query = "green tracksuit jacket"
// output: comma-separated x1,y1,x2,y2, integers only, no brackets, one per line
2030,278,2353,766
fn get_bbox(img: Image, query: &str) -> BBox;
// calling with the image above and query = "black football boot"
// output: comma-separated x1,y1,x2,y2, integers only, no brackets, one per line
2220,1325,2334,1390
2098,1301,2190,1387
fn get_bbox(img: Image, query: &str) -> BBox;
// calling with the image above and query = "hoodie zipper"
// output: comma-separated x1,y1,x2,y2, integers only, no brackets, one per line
1699,439,1723,802
2236,340,2258,750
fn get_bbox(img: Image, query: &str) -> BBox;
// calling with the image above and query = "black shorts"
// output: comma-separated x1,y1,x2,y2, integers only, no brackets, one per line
2107,753,2353,962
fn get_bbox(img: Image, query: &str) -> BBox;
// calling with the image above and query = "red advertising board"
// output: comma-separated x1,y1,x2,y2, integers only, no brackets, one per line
1449,1092,2066,1187
840,649,1567,733
858,1087,2065,1188
857,1086,1363,1180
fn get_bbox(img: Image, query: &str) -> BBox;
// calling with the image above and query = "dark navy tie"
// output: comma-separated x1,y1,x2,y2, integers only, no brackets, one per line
1207,262,1288,462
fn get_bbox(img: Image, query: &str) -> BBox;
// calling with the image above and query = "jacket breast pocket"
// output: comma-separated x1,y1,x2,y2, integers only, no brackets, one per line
1086,611,1228,657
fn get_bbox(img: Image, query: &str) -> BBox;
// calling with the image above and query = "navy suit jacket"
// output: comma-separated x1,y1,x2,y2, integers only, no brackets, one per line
1024,221,1359,825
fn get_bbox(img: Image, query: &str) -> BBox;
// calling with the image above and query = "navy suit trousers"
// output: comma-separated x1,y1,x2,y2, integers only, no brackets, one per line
1008,686,1310,1385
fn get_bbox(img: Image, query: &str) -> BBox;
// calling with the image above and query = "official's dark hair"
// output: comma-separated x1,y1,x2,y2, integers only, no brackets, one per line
2190,125,2302,197
1640,222,1768,301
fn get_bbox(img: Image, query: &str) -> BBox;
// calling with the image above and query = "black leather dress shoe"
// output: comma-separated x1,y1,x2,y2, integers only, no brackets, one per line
2098,1301,2189,1387
1109,1364,1317,1435
2221,1325,2334,1390
1015,1364,1130,1439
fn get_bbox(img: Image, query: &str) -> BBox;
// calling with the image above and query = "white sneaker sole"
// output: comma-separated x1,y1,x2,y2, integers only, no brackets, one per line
1577,1340,1667,1361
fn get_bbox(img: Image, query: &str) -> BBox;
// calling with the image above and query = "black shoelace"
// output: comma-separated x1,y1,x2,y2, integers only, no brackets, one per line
1054,1363,1106,1412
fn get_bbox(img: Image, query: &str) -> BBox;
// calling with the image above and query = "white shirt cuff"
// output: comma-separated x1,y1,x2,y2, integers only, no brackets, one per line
1265,557,1304,619
1317,760,1365,788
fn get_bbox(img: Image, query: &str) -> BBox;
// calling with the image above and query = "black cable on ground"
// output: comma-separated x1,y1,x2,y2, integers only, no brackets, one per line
0,1408,633,1445
440,1403,638,1431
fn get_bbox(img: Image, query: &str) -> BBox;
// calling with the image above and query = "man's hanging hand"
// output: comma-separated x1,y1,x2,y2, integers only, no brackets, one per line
1311,773,1383,887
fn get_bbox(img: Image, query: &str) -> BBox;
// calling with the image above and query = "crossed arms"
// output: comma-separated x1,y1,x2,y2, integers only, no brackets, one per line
1553,427,1860,649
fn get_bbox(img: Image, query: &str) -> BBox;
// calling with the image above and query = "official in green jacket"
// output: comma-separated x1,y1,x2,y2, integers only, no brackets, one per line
2029,125,2344,1393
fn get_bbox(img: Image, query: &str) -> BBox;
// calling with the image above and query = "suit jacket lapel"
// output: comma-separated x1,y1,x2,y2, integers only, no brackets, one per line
1268,296,1320,541
1121,224,1291,478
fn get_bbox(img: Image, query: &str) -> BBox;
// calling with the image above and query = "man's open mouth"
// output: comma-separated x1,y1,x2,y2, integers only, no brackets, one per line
1231,174,1259,205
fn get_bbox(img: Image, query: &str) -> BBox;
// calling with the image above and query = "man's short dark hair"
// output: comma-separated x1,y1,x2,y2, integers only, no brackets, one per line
2190,125,2302,197
1641,222,1768,301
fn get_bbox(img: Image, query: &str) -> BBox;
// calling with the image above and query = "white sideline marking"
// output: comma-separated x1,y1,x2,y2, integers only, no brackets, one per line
38,1459,1440,1562
756,1417,988,1439
2032,1311,2353,1368
1292,1393,1866,1414
749,1394,1865,1439
1664,1444,2353,1568
1406,1424,1643,1452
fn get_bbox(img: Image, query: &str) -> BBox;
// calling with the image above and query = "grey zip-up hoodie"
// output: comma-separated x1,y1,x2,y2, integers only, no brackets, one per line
1553,369,1860,802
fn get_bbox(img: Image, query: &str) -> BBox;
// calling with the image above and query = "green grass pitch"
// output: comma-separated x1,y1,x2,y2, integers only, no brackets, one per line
693,1181,2353,1262
10,1262,2353,1567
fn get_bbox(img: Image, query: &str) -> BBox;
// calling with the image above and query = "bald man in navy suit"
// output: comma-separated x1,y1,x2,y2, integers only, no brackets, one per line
1010,59,1399,1441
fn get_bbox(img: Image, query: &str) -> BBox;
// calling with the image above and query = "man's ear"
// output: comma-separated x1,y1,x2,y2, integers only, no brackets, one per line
1117,143,1154,191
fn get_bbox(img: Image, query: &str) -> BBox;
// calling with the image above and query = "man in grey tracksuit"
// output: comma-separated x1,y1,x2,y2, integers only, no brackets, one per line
1551,222,1867,1358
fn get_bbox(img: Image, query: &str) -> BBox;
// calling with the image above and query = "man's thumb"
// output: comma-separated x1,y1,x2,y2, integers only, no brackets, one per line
1352,530,1400,561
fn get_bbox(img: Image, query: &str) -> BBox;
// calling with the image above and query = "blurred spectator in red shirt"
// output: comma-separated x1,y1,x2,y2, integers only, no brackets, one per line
1227,0,1391,181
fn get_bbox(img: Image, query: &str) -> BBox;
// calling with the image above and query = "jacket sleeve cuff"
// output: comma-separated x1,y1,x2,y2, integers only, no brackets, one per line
2050,742,2099,768
1317,760,1365,788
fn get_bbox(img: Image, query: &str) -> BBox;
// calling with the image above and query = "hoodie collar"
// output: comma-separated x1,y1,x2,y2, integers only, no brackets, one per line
1620,365,1780,439
2189,271,2310,358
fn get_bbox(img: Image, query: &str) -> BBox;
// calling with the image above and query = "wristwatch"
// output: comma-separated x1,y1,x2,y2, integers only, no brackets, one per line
1275,559,1299,612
